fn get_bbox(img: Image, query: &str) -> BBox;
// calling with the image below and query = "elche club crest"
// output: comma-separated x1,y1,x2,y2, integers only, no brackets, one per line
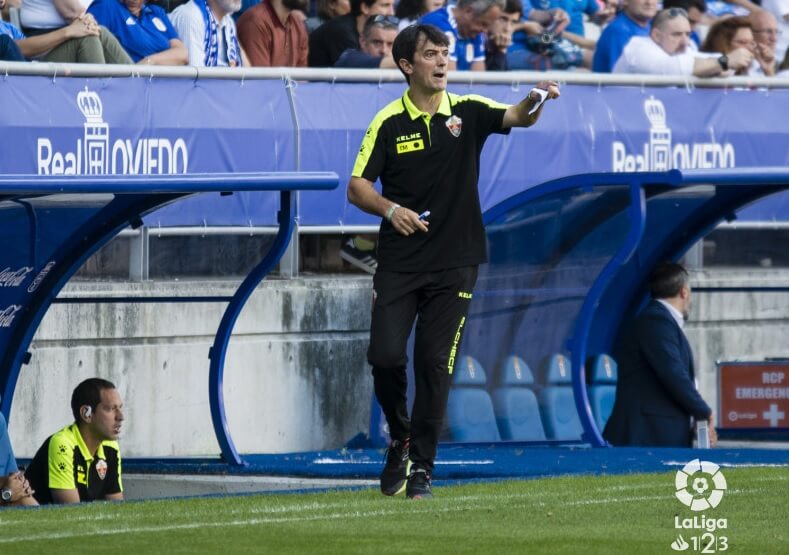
96,458,108,480
445,115,462,138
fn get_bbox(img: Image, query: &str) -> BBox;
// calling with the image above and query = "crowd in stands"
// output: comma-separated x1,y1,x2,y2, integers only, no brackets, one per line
2,0,788,74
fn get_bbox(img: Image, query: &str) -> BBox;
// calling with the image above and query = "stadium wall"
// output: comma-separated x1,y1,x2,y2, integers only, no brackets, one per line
7,269,789,457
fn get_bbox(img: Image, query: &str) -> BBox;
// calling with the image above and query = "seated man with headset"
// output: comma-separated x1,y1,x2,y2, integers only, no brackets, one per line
25,378,125,504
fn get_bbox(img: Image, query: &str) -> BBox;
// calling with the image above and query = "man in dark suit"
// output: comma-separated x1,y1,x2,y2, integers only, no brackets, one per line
604,262,717,447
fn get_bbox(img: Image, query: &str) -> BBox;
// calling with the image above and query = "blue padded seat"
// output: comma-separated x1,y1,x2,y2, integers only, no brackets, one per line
544,352,572,384
539,354,583,440
588,354,618,432
493,356,546,441
446,356,500,442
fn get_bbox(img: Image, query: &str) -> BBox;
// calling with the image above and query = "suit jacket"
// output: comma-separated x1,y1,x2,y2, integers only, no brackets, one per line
603,300,711,447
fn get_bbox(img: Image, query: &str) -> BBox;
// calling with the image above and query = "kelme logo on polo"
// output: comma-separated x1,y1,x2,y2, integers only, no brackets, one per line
675,459,727,511
612,96,735,172
36,87,189,175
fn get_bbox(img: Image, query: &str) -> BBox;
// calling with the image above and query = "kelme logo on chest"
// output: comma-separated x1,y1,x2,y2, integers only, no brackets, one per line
396,132,424,154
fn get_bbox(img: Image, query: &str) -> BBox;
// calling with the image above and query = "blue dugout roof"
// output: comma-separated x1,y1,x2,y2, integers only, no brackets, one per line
0,173,338,466
2,169,787,468
452,167,789,449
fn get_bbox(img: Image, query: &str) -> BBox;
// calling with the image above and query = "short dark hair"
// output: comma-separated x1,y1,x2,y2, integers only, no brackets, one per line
662,0,707,14
71,378,116,422
392,24,449,83
351,0,383,16
504,0,522,16
648,262,689,299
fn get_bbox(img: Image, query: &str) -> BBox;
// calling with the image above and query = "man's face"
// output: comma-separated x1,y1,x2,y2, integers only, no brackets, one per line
362,0,395,16
361,27,398,58
489,10,520,37
751,11,780,50
283,0,308,12
456,6,501,39
91,388,124,442
624,0,658,25
331,0,351,17
401,37,449,94
652,16,691,55
681,285,692,321
426,0,445,12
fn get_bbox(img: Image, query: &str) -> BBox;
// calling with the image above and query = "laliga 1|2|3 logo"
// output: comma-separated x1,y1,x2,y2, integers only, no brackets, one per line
670,459,729,553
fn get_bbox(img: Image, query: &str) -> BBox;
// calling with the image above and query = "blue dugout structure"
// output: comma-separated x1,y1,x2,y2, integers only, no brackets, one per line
0,173,338,466
444,167,789,448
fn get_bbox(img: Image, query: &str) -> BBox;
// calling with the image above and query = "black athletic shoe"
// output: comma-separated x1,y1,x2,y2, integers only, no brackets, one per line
406,467,433,500
340,238,377,274
380,439,410,496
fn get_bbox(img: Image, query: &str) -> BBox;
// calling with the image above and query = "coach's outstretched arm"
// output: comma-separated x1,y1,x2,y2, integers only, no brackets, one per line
502,81,561,129
348,177,428,237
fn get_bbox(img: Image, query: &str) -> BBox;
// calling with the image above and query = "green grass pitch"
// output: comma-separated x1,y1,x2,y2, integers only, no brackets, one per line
1,467,786,554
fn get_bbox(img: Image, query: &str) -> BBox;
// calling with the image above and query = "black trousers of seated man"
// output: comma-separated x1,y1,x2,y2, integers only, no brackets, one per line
369,266,478,473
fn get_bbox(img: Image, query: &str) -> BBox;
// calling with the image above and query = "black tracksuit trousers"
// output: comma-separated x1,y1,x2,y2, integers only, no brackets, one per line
368,266,478,472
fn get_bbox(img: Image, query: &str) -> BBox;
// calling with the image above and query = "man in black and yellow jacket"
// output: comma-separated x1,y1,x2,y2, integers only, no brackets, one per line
348,23,560,500
26,378,124,504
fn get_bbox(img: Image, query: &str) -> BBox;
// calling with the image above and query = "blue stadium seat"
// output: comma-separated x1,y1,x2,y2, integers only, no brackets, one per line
446,356,501,442
493,356,546,441
587,354,618,432
538,354,583,440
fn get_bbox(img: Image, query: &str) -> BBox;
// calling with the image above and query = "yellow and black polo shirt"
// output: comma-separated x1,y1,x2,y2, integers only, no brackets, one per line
353,89,510,272
25,423,122,504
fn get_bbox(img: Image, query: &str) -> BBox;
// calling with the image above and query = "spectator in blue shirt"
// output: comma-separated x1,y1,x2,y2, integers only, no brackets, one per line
420,0,505,70
89,0,188,64
0,22,26,61
528,0,615,67
0,4,130,63
0,408,37,507
592,0,657,72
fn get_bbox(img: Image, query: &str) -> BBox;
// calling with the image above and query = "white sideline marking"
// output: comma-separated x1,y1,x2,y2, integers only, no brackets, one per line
5,475,778,530
662,461,789,469
0,486,752,544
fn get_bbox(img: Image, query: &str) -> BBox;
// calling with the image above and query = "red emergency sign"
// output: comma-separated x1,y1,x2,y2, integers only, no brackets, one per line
718,363,788,429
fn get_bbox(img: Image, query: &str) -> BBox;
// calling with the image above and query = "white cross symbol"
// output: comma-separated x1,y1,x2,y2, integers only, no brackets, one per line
762,404,786,427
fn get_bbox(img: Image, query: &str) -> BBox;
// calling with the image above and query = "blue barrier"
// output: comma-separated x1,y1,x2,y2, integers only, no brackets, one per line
2,76,788,226
0,172,338,465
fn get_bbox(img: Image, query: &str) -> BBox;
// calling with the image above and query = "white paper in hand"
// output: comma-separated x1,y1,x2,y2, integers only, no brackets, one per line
527,87,549,115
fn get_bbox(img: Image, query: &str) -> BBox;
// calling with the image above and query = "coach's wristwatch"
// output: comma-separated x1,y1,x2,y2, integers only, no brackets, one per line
717,55,729,71
1,487,12,504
